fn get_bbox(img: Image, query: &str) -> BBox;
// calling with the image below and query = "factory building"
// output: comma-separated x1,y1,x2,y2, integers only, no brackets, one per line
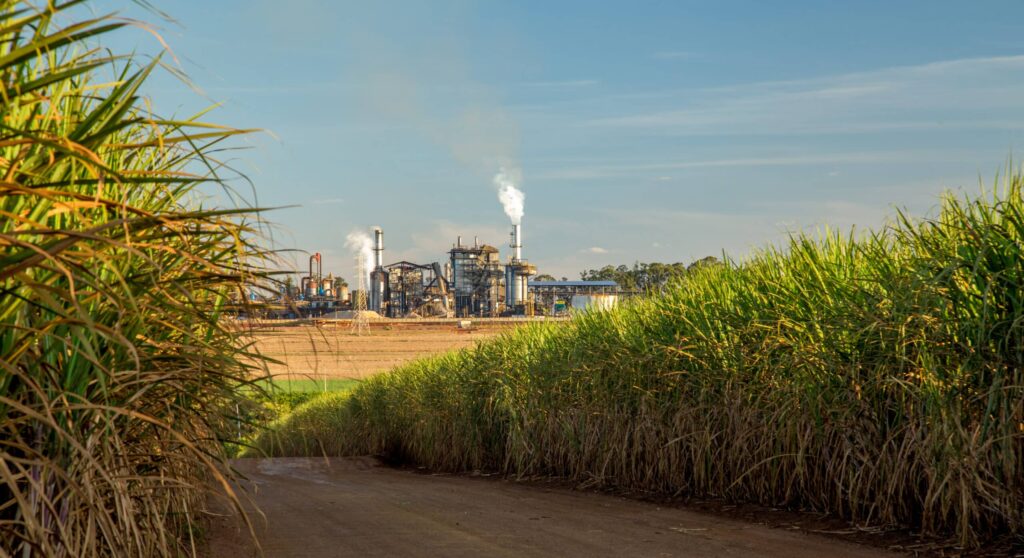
449,237,505,317
529,280,619,315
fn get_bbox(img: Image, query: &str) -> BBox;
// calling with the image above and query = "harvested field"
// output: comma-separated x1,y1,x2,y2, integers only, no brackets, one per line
252,320,524,380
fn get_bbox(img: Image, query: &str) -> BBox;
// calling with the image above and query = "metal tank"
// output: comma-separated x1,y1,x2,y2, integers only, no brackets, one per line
571,294,618,312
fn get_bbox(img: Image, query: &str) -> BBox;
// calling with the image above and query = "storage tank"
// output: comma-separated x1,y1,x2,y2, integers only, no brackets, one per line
338,284,350,303
504,265,514,306
570,294,618,312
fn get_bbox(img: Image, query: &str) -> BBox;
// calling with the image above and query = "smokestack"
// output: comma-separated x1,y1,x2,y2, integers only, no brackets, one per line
511,224,522,261
373,227,384,269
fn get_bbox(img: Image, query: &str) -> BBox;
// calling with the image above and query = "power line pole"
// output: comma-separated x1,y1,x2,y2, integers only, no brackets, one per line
351,248,369,335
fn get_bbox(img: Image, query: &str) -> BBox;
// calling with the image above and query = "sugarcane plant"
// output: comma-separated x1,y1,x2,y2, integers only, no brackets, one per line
258,172,1024,548
0,1,272,555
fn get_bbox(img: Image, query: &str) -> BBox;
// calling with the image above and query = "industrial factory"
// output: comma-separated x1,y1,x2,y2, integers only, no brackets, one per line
288,221,618,319
282,167,620,319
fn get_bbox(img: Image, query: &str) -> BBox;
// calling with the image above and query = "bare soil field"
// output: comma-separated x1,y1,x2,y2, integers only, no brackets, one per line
252,321,519,381
202,457,900,558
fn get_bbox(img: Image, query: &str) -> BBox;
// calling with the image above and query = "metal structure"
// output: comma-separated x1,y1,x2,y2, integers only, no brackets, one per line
294,253,351,317
383,261,451,318
351,245,369,335
449,236,504,317
301,253,322,299
528,280,619,315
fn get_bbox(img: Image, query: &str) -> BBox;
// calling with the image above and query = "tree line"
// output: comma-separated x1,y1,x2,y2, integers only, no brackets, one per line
536,257,720,293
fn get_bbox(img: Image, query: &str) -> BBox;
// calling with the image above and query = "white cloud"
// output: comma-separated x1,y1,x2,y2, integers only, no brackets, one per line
584,246,609,254
587,55,1024,136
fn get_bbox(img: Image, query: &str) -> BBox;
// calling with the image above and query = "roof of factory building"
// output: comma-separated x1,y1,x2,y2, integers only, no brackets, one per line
528,280,618,288
450,243,499,252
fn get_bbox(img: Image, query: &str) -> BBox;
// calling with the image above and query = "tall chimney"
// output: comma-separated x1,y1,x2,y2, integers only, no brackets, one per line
511,224,522,261
373,227,384,269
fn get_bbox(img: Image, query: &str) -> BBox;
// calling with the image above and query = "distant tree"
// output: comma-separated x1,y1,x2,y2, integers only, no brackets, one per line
534,273,557,282
580,258,715,293
687,256,720,271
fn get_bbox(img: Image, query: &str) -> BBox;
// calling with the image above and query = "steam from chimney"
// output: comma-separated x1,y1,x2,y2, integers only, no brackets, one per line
494,166,524,225
345,229,374,284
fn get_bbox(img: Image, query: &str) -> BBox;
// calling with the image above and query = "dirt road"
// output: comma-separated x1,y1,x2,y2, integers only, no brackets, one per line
203,457,898,558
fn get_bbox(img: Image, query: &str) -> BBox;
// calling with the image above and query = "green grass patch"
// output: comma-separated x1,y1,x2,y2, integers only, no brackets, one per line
259,377,360,412
261,377,362,394
247,392,358,457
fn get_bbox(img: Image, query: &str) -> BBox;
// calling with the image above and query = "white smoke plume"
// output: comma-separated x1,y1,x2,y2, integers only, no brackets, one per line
494,166,524,225
345,229,374,285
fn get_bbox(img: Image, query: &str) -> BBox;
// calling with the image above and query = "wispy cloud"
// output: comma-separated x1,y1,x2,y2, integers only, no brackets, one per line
584,246,609,254
653,50,697,60
533,149,978,181
381,220,512,266
520,79,599,88
207,82,348,95
587,55,1024,135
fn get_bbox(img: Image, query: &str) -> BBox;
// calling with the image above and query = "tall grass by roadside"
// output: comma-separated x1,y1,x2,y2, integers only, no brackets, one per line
0,2,270,556
257,174,1024,547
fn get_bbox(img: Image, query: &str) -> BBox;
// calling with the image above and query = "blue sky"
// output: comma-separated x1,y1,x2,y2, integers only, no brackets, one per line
92,0,1024,280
